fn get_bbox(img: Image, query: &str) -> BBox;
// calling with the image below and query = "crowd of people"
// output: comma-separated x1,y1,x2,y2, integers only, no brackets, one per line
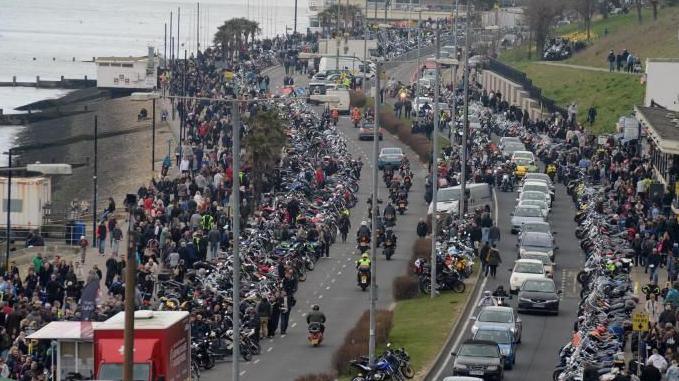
607,48,643,73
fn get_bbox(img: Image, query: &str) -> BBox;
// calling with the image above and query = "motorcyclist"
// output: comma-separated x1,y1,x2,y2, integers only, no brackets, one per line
384,227,397,248
384,203,396,225
478,290,498,307
492,285,509,298
357,221,371,245
307,304,326,333
397,187,409,205
356,252,372,284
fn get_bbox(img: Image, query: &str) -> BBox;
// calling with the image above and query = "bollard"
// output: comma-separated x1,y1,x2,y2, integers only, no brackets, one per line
36,76,40,88
0,109,3,116
84,75,88,81
12,76,16,87
84,105,88,111
72,57,75,62
61,76,64,83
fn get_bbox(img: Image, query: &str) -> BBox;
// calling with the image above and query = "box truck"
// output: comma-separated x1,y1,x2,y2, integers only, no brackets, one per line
94,310,191,381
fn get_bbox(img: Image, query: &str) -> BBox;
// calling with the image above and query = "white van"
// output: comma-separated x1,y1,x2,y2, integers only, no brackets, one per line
428,183,493,216
326,89,351,114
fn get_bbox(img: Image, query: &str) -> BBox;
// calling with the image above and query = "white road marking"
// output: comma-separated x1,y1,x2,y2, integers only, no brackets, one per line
254,359,260,364
342,264,347,269
337,271,342,275
292,322,297,328
239,371,246,376
319,294,324,299
331,278,336,283
326,286,331,290
267,347,273,352
431,276,488,381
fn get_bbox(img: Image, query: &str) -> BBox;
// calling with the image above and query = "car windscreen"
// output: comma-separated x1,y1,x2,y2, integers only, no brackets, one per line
514,262,544,274
475,330,512,344
382,148,402,155
522,234,552,248
522,223,550,234
522,279,556,293
524,184,548,193
519,201,545,209
514,158,533,166
438,188,461,202
522,254,550,264
521,192,546,201
514,207,542,217
478,309,513,323
459,344,499,358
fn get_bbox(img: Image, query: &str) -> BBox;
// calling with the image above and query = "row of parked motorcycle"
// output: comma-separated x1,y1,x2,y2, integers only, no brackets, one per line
552,178,638,380
154,99,364,373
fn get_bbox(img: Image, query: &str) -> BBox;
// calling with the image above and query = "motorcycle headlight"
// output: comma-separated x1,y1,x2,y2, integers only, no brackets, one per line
509,327,516,333
373,373,384,380
471,326,478,334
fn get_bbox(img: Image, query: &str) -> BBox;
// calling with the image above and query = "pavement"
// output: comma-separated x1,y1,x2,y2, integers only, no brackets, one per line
534,61,642,75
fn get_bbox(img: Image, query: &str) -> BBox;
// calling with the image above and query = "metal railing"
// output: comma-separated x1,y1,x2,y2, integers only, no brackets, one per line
484,58,567,116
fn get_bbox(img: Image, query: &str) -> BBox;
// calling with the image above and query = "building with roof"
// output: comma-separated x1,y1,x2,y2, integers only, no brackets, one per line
634,106,679,208
644,58,679,112
95,47,158,90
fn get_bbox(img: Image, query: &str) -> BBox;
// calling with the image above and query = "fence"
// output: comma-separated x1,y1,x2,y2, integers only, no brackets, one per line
484,58,567,116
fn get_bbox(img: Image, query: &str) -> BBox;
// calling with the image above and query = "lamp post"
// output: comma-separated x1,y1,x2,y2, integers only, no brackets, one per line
431,28,440,299
1,162,72,271
368,61,381,366
460,1,472,218
131,92,161,173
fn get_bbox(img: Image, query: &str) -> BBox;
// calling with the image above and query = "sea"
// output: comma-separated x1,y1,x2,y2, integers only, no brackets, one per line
0,0,309,165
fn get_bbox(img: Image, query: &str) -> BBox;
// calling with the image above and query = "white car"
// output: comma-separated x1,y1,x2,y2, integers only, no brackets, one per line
518,190,552,209
517,200,549,218
522,173,554,191
518,250,555,278
511,151,536,165
509,259,546,293
520,181,554,202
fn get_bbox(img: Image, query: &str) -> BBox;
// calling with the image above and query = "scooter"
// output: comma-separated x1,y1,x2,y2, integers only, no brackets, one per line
397,200,408,215
357,236,370,254
308,323,324,346
358,267,371,291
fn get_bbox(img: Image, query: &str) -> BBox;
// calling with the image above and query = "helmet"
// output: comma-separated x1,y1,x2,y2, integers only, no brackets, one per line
361,221,368,226
362,253,369,259
483,291,492,297
312,304,320,311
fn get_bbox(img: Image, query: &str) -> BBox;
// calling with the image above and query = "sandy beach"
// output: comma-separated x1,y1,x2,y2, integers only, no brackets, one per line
14,96,174,219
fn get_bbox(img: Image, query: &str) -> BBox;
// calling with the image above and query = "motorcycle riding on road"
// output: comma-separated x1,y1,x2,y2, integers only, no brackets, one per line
356,221,371,254
307,305,326,347
356,252,372,291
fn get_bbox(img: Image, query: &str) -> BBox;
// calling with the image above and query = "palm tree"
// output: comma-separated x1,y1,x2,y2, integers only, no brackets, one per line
213,18,261,60
318,4,363,35
244,109,286,201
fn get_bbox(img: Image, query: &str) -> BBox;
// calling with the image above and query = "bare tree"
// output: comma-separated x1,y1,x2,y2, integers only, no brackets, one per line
571,0,596,40
636,0,643,23
650,0,659,20
524,0,563,58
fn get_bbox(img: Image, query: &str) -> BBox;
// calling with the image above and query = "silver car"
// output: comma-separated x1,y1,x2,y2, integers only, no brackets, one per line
510,205,545,234
471,306,522,343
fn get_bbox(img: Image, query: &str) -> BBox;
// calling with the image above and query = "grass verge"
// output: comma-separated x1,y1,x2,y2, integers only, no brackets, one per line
519,64,644,134
389,264,478,373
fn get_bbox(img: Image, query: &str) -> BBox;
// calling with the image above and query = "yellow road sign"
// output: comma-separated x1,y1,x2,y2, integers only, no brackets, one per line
632,312,649,332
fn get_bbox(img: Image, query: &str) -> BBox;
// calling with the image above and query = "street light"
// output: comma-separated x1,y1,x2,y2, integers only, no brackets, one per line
131,92,160,173
1,160,72,271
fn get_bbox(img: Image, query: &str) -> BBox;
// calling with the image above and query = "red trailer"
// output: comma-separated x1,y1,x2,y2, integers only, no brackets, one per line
93,310,191,381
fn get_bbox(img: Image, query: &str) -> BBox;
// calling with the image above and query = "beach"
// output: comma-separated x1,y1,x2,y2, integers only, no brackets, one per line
14,96,174,216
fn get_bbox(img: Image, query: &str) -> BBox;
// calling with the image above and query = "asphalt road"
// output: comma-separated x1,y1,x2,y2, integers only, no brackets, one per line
210,65,430,380
430,172,584,381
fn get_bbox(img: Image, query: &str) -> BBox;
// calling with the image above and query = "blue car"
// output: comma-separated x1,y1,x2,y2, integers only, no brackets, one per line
377,147,405,170
472,327,517,370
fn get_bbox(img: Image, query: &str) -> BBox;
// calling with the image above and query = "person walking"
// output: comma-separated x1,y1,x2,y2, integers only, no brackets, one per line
479,242,491,274
256,295,271,339
485,244,502,278
279,290,293,335
111,224,123,257
416,218,428,238
78,235,89,264
268,292,282,337
488,224,501,247
97,221,107,255
207,226,221,260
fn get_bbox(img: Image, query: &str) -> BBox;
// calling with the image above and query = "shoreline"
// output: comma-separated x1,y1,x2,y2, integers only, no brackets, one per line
15,94,174,222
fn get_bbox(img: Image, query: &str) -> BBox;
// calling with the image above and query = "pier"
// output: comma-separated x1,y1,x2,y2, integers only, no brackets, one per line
0,75,96,89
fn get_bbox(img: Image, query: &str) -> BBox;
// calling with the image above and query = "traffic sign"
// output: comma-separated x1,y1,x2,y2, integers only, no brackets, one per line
632,312,649,332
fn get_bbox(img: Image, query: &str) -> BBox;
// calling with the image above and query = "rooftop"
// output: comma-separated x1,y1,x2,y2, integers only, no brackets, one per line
635,106,679,152
95,310,189,330
95,56,149,63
